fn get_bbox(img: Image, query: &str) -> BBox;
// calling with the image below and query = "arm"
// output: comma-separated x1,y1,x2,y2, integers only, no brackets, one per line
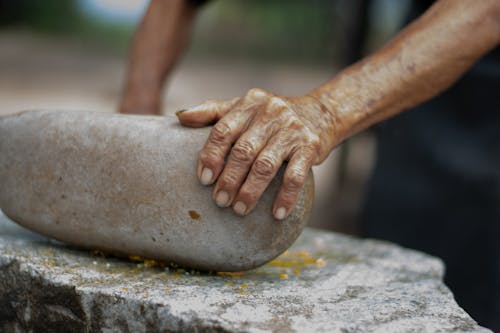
310,0,500,146
177,0,500,219
119,0,198,115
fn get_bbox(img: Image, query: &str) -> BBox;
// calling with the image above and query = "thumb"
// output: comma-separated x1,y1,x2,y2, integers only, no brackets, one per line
176,97,240,127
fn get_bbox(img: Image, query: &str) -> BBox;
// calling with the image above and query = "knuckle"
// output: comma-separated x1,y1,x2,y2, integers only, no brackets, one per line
218,172,240,189
307,135,321,152
269,96,288,109
284,168,307,190
278,195,296,207
238,187,258,202
285,116,305,129
247,88,268,99
199,149,220,167
231,140,256,163
253,155,277,178
210,121,231,143
277,189,298,207
266,98,290,117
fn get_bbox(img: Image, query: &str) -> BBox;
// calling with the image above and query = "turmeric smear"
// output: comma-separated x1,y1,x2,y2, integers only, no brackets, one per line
315,258,327,268
143,259,159,268
128,255,165,268
217,271,244,278
238,283,249,295
267,251,316,268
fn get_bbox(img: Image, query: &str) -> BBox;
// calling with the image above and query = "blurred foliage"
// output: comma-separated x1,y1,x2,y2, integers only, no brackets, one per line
0,0,406,65
0,0,82,31
0,0,133,50
192,0,342,65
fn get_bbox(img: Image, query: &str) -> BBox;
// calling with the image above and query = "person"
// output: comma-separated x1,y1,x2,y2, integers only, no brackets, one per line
119,0,500,329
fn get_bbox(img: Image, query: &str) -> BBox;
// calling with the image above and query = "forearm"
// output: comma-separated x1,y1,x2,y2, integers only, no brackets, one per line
173,0,499,218
120,0,197,115
311,0,500,150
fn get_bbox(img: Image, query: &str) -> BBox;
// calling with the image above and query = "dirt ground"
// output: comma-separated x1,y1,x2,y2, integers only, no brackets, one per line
0,31,375,234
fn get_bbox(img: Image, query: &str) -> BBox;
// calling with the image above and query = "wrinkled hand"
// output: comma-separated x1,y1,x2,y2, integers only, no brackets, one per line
176,88,338,220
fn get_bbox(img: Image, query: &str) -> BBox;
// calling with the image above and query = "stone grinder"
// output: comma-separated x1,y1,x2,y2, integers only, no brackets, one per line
0,110,313,271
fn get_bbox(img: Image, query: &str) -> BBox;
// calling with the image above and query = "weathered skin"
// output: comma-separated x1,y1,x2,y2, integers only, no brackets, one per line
0,110,314,272
120,0,500,220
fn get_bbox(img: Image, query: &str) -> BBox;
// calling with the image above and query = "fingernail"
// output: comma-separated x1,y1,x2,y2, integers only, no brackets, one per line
275,207,287,220
215,191,229,207
175,109,187,117
234,201,247,216
200,168,213,185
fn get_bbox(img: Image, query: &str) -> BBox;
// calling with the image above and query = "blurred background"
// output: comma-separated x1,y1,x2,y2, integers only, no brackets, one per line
0,0,411,234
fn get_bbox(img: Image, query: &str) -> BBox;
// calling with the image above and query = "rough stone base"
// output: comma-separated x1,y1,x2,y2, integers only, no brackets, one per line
0,211,490,333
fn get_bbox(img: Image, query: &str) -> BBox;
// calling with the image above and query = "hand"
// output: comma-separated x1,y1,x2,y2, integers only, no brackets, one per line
176,88,339,220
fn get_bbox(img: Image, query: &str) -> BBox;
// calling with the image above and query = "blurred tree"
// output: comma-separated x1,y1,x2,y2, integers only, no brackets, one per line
190,0,377,66
0,0,403,65
0,0,83,33
0,0,134,50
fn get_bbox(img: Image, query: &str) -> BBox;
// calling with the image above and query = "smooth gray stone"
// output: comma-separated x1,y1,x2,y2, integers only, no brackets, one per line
0,212,490,333
0,110,313,272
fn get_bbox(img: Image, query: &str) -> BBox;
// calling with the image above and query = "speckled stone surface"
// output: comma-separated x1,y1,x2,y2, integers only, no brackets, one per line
0,110,313,272
0,211,490,333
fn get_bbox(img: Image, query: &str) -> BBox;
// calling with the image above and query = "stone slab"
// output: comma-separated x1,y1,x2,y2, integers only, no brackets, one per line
0,210,490,333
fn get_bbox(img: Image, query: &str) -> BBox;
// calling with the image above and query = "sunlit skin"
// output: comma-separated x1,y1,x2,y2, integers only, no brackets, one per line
120,0,500,220
120,0,197,115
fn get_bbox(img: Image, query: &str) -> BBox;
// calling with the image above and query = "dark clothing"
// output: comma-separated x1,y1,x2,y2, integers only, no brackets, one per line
188,0,211,8
362,54,500,329
362,4,500,329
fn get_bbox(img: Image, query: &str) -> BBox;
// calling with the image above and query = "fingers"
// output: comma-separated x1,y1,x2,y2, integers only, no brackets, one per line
182,89,320,220
273,147,315,220
212,120,277,210
229,132,291,216
196,105,251,185
196,89,269,186
176,98,239,127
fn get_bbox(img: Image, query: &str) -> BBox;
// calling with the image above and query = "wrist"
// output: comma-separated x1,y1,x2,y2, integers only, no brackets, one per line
308,60,393,145
120,83,162,115
304,89,350,153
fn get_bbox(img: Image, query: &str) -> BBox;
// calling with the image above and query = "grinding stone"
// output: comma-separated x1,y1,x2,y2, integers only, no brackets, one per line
0,110,313,271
